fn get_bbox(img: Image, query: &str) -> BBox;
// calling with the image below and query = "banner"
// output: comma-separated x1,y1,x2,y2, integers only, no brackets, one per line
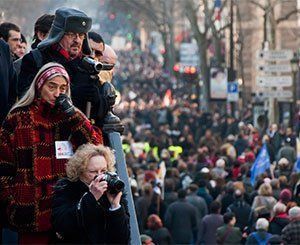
250,144,270,186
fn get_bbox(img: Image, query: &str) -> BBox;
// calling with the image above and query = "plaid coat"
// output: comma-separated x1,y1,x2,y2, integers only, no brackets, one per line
0,98,103,232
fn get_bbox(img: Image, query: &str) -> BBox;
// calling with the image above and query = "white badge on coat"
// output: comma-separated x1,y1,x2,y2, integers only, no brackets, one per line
55,141,74,159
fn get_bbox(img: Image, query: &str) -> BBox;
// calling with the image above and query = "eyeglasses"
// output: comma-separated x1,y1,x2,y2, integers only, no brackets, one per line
64,32,85,40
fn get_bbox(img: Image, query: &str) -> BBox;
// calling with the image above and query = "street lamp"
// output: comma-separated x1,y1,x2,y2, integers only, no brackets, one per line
290,53,299,128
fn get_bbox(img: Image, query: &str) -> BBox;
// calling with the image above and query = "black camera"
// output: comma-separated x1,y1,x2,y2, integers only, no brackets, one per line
100,172,125,194
81,57,115,75
55,94,75,117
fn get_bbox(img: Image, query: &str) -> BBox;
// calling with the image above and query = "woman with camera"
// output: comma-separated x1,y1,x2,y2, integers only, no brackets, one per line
0,62,103,243
51,143,130,244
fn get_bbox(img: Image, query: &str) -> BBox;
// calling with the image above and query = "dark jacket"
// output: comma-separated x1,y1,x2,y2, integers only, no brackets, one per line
227,199,252,231
216,224,242,245
52,178,130,244
164,199,198,244
0,39,17,124
269,214,289,235
198,213,224,244
145,227,172,245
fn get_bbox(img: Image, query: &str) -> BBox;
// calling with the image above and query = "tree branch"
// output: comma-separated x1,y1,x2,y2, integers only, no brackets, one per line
276,9,300,24
249,0,265,10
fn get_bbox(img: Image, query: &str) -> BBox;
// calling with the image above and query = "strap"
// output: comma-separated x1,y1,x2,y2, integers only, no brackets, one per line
219,226,233,244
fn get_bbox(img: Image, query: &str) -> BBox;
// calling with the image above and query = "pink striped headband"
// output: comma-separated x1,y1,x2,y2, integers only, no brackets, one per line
36,65,70,90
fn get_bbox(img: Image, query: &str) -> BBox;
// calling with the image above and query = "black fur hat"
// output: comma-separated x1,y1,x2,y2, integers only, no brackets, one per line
38,7,92,55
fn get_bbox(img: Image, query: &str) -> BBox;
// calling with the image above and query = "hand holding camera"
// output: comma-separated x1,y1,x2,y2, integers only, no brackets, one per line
89,172,125,203
55,94,75,117
89,174,108,200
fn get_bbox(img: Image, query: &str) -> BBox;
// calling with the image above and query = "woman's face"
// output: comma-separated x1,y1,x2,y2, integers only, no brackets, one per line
80,155,108,185
40,76,68,105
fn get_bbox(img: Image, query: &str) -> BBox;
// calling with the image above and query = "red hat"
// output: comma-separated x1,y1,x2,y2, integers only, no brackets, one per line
245,152,255,163
279,189,292,203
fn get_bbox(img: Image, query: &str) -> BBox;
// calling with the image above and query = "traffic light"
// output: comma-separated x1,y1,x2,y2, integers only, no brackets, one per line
173,64,198,82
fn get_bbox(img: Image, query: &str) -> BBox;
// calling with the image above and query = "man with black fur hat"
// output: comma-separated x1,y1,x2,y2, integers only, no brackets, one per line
18,7,107,124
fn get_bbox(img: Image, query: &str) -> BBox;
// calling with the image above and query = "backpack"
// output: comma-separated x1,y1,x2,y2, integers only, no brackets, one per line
252,232,272,245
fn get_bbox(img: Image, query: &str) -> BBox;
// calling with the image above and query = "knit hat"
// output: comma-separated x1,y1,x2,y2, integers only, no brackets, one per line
280,188,292,203
38,7,92,54
288,206,300,219
34,62,70,90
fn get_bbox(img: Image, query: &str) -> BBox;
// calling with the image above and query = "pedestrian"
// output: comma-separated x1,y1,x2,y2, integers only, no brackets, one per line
0,22,21,60
164,189,198,244
246,218,272,245
216,212,242,245
281,206,300,245
269,202,289,235
198,201,224,244
144,214,172,244
18,7,109,125
13,14,54,76
227,189,252,231
0,39,17,124
52,143,130,243
0,62,103,243
31,14,55,49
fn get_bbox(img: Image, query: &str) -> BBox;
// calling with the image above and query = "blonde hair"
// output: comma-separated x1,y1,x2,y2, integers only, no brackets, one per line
10,62,71,112
66,143,116,181
258,183,273,196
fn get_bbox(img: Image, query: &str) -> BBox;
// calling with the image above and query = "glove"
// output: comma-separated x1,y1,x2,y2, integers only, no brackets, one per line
55,94,75,117
71,69,101,106
71,82,100,106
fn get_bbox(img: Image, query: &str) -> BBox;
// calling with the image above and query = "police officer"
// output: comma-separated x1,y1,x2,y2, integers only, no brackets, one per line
18,7,107,124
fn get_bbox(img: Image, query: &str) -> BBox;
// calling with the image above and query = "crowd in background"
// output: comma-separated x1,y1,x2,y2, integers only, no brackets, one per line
112,44,300,244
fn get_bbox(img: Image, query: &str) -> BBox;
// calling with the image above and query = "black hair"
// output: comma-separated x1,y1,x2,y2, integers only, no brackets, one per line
34,14,55,34
32,14,54,49
21,33,27,44
223,212,235,224
210,201,221,213
88,31,104,44
0,22,20,41
177,188,187,199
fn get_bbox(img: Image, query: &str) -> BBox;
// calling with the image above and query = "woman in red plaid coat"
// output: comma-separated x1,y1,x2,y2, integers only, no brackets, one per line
0,62,103,243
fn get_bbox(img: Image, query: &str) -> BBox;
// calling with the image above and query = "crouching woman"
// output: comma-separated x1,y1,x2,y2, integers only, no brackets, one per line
51,143,130,244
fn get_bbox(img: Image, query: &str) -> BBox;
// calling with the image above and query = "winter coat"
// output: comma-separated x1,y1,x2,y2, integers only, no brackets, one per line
216,224,242,245
269,213,289,235
198,213,224,244
0,39,17,124
0,98,102,232
51,178,130,244
164,199,198,244
227,199,252,231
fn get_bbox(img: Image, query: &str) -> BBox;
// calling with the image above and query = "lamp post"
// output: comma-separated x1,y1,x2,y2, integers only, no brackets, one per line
290,53,299,129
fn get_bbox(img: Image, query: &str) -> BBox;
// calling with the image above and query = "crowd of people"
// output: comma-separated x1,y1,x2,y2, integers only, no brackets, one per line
112,41,300,244
0,4,300,245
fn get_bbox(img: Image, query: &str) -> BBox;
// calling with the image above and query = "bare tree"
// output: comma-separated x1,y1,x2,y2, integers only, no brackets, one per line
183,0,230,110
250,0,300,49
108,0,178,76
